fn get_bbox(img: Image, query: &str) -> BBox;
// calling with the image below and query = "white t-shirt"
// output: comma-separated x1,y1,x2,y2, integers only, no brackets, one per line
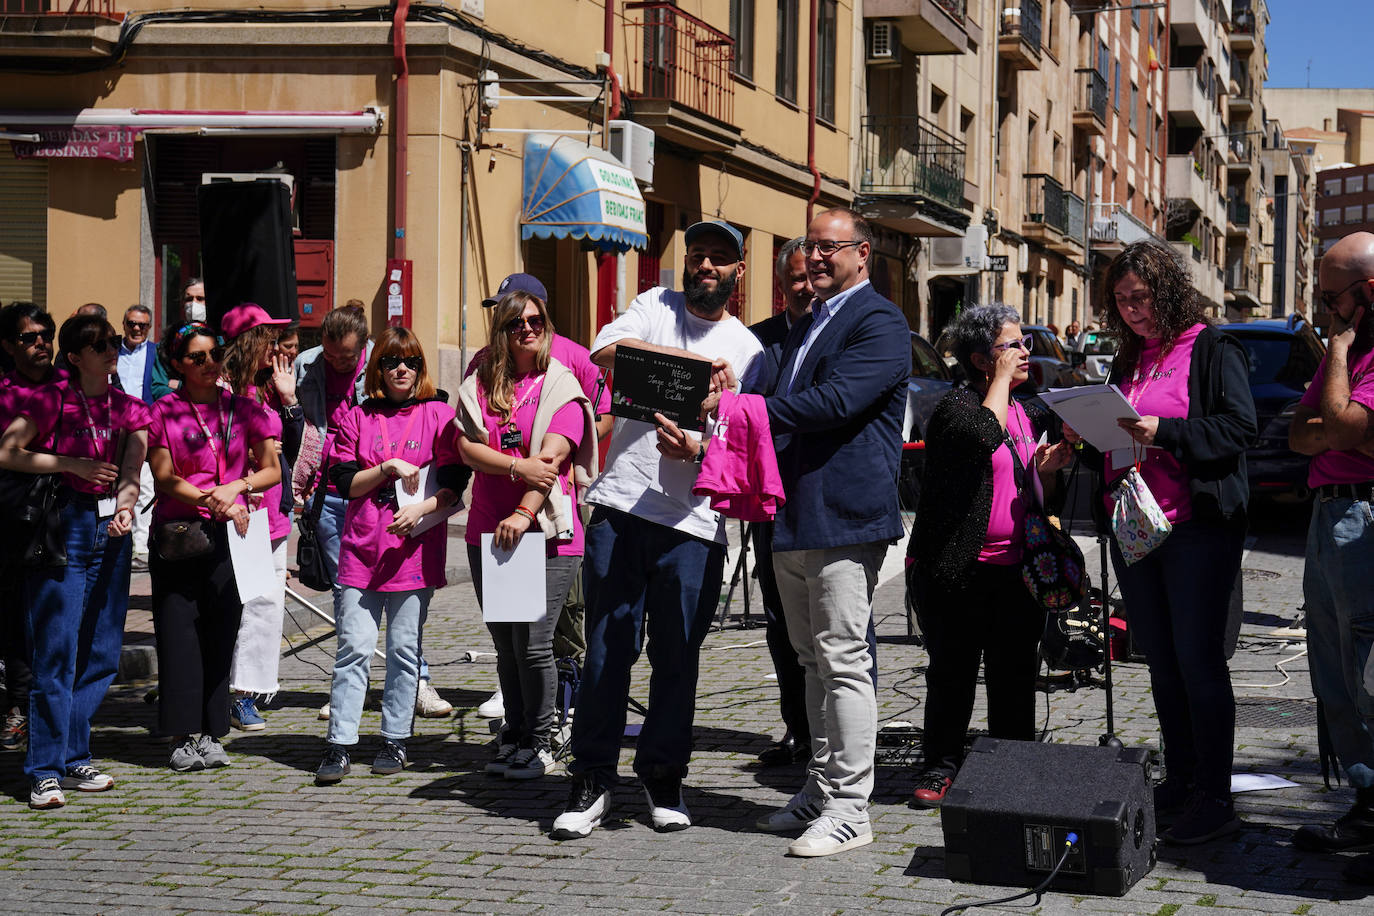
585,287,764,544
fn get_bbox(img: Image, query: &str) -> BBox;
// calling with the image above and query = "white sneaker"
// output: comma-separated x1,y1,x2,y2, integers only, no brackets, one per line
787,815,873,857
505,747,555,780
551,777,611,840
477,688,505,719
756,790,825,833
643,776,691,832
415,679,453,718
484,742,518,776
60,764,115,792
318,703,331,721
29,777,66,810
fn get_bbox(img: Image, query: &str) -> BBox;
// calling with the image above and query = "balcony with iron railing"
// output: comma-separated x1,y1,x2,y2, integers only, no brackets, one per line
1061,192,1086,253
0,0,123,55
1023,173,1068,246
1227,197,1252,231
863,0,969,55
998,0,1042,71
859,114,966,210
1231,4,1257,51
619,2,738,151
1227,134,1254,173
1229,67,1254,113
1226,258,1261,306
1073,69,1108,136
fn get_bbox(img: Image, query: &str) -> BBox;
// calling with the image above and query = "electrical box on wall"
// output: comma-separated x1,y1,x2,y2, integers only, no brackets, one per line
609,120,655,187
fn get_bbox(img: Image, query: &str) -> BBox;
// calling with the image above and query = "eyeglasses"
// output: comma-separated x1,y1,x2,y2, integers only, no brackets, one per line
182,347,226,367
124,321,150,332
1320,277,1369,309
991,335,1034,353
15,329,54,346
801,240,862,257
85,335,123,355
504,315,547,336
379,355,424,372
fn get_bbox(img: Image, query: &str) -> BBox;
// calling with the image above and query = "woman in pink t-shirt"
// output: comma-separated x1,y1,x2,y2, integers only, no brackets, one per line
1065,241,1256,845
314,327,467,784
0,314,151,810
147,322,282,773
457,291,597,780
220,303,301,732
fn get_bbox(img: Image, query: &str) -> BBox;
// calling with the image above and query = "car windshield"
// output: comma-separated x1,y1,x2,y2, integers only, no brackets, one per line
1230,334,1321,388
1082,332,1118,356
910,336,950,380
1030,331,1066,360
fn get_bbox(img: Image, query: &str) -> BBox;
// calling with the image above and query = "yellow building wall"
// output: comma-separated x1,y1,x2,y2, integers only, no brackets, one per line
44,157,142,321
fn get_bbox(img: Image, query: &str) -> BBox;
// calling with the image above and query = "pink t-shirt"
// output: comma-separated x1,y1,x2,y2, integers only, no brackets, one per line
465,373,586,558
979,399,1038,565
334,399,461,592
242,386,292,542
147,391,281,524
0,369,61,432
1300,346,1374,487
19,379,152,495
464,335,611,415
1106,323,1204,524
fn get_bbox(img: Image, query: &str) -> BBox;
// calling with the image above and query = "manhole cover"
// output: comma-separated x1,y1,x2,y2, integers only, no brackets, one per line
1235,697,1318,728
1241,568,1282,582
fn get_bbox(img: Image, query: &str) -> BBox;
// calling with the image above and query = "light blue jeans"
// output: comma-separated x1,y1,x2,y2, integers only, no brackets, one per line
1306,496,1374,788
326,587,432,746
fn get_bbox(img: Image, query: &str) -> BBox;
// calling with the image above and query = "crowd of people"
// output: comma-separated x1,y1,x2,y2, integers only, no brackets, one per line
6,219,1374,874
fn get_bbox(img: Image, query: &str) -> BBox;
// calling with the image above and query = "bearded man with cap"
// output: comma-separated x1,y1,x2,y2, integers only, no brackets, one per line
551,220,763,841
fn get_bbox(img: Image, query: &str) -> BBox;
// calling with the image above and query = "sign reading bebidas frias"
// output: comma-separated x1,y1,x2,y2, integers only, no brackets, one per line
11,126,141,162
611,347,711,432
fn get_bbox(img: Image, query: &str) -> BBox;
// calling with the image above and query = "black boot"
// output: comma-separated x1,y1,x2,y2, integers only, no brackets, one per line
1294,789,1374,853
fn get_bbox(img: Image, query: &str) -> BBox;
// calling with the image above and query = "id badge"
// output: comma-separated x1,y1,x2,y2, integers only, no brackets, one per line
500,428,524,451
97,496,118,518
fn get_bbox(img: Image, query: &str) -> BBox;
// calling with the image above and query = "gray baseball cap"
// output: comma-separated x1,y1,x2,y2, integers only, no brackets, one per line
683,220,745,261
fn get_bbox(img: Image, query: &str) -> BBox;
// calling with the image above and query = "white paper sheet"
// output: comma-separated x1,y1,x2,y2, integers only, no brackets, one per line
396,464,464,538
1039,384,1141,454
479,532,547,623
1230,773,1300,793
227,509,275,603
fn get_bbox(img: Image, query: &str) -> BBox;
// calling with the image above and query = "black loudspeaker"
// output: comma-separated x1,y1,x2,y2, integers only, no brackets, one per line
941,738,1156,897
197,179,296,327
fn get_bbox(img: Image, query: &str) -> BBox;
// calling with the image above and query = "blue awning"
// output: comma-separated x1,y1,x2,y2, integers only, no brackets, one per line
521,134,648,252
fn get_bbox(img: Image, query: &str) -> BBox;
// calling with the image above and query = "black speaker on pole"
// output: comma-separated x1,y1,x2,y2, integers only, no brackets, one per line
941,738,1156,897
197,179,296,328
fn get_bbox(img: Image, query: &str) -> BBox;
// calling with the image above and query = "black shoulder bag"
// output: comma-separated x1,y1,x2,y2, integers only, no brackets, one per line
0,396,68,569
295,454,335,592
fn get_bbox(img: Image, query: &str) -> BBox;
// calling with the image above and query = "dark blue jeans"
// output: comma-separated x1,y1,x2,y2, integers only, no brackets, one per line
24,500,132,782
1112,517,1245,799
570,507,726,784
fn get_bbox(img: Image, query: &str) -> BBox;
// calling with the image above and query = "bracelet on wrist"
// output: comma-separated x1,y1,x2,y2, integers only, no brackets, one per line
509,459,519,482
513,505,537,523
242,476,254,495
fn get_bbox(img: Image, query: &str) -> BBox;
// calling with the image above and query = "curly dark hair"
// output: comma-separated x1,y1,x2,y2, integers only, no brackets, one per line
1102,241,1208,377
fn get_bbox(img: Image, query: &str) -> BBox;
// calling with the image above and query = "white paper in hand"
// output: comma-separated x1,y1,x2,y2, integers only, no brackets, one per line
395,464,463,538
480,533,547,623
1039,384,1141,454
227,509,275,603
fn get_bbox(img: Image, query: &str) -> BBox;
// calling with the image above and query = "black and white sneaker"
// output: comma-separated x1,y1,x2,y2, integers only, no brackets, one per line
642,775,690,832
551,775,611,840
756,790,825,833
29,777,65,810
61,764,115,792
787,815,873,857
316,744,352,784
372,738,408,775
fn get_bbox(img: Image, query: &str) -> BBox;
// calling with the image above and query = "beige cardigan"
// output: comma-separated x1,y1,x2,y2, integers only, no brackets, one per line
457,356,599,540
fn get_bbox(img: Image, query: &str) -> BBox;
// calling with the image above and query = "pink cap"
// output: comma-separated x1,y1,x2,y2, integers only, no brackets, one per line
221,302,291,339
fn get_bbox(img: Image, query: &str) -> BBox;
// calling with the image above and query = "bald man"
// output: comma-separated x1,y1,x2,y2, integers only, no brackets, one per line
1289,231,1374,863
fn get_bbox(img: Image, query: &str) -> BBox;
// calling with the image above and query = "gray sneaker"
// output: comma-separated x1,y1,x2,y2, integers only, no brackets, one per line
169,736,205,772
196,734,231,768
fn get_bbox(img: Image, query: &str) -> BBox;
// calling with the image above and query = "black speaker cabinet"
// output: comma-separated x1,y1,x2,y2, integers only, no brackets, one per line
197,179,297,327
941,738,1156,897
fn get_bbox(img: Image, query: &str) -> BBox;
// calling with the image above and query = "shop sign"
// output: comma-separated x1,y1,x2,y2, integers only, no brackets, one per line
11,126,142,162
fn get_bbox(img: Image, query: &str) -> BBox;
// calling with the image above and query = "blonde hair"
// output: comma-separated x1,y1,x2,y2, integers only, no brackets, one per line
477,291,553,424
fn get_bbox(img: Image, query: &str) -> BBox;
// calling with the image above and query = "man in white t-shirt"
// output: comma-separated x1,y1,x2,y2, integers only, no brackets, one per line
551,220,763,841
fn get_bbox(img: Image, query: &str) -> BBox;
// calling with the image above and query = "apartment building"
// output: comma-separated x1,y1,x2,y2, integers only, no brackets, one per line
0,1,857,391
1259,118,1314,319
1219,0,1267,320
1316,163,1374,257
1268,88,1374,169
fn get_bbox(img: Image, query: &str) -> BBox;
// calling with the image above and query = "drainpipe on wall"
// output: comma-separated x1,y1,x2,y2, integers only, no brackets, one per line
606,1,626,319
806,0,820,224
392,0,410,265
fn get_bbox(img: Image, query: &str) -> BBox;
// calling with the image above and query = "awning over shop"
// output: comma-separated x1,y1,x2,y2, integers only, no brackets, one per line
521,134,647,252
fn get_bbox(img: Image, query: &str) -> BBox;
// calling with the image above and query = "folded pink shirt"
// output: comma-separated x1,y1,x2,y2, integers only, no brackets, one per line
693,389,786,523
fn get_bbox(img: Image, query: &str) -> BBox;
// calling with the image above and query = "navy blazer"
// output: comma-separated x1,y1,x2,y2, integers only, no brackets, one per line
765,282,910,552
747,311,792,396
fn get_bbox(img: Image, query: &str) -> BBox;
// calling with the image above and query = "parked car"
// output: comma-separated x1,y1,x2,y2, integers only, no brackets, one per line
1023,325,1089,392
1218,315,1325,499
898,331,956,511
1067,328,1120,383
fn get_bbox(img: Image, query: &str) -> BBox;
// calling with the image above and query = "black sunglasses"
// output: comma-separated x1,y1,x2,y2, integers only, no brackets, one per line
1320,277,1369,309
15,329,54,346
182,347,226,367
504,315,547,336
379,355,423,372
85,335,123,355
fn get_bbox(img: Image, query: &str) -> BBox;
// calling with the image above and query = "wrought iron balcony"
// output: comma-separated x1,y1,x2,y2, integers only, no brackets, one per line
859,114,966,210
0,0,123,56
621,2,736,147
1227,198,1251,227
998,0,1042,70
1073,69,1108,135
1024,173,1067,235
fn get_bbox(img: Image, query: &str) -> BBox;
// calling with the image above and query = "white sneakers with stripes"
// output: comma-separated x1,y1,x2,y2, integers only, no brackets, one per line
787,815,873,857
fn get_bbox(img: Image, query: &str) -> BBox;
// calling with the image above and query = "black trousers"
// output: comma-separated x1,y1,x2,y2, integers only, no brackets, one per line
919,561,1046,775
1,561,32,713
150,524,243,739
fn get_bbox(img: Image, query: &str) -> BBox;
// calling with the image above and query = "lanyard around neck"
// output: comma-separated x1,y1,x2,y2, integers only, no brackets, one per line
377,404,422,462
184,391,232,484
73,387,113,463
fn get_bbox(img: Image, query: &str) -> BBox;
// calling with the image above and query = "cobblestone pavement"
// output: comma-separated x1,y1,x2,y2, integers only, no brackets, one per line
1,500,1367,915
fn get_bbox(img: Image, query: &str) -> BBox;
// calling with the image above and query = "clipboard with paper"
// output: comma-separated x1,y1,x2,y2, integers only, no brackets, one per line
1038,385,1143,457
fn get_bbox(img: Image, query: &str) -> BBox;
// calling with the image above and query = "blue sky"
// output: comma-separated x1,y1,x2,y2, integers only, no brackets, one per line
1263,1,1374,88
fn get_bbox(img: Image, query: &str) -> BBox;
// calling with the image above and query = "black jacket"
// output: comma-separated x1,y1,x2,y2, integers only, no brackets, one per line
1081,324,1257,526
910,386,1055,589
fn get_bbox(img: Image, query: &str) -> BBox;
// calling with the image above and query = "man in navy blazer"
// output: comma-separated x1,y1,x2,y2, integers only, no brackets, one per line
752,208,909,857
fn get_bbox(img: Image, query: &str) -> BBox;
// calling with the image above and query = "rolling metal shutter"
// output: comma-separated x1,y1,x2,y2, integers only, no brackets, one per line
0,143,48,306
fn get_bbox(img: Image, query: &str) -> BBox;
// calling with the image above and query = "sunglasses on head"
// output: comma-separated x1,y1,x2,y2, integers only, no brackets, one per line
85,335,123,355
15,329,54,346
182,347,226,367
504,315,546,336
379,355,423,372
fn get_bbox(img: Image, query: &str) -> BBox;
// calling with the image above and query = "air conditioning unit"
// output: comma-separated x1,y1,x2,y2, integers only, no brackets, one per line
866,21,902,67
608,119,655,187
201,172,294,194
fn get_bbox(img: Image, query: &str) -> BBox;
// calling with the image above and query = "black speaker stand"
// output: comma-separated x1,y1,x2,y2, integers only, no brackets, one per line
1096,534,1123,750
